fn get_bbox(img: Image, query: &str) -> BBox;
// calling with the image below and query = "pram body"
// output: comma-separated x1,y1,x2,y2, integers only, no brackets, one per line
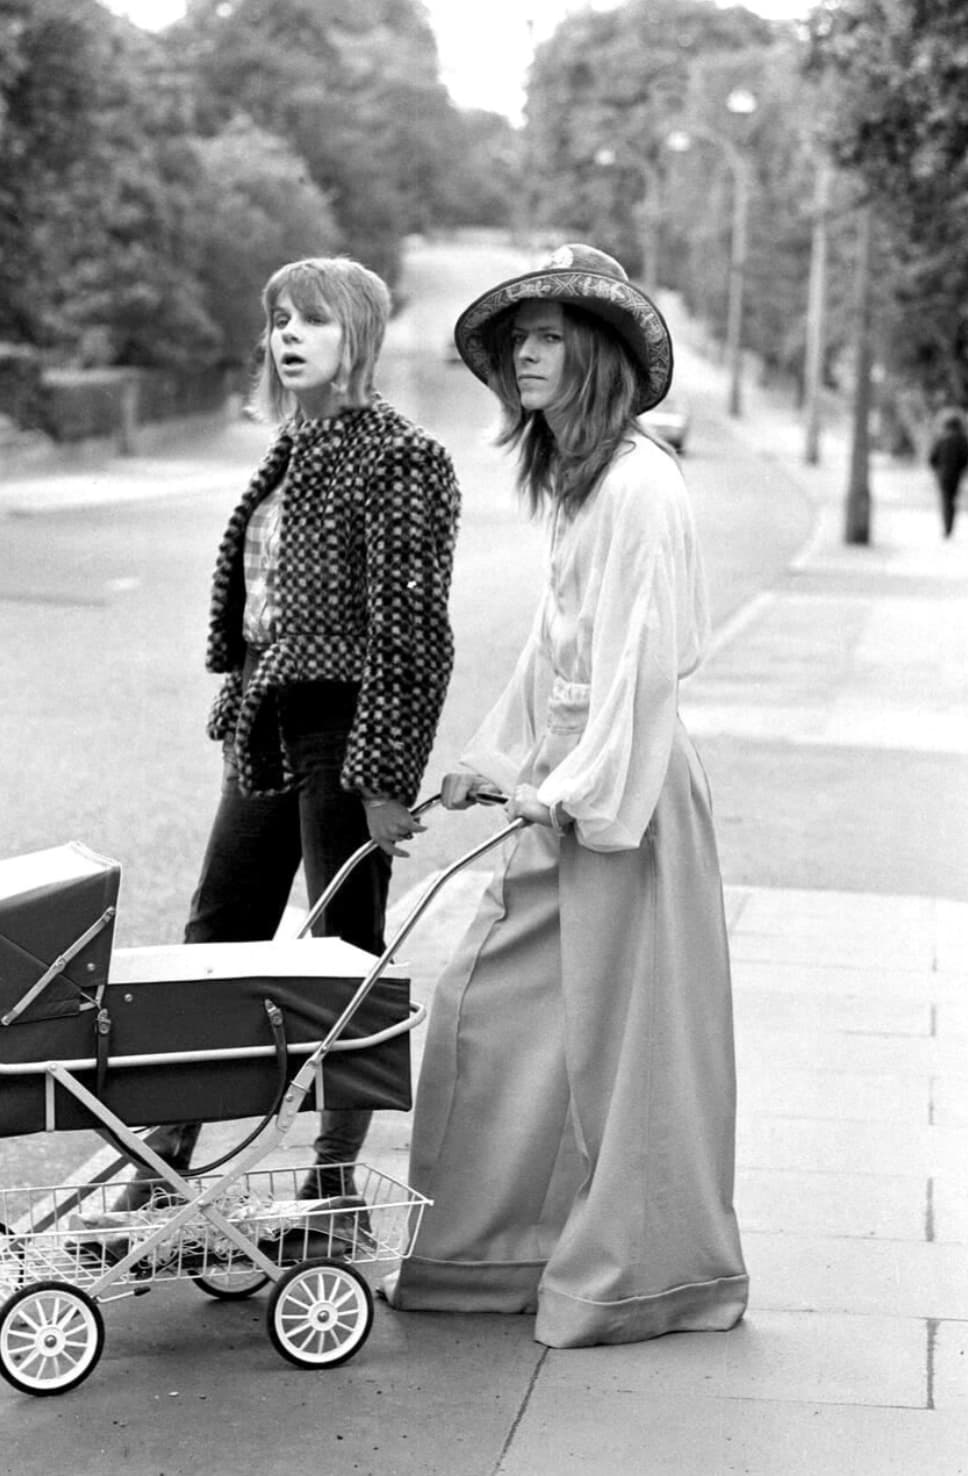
0,843,412,1134
0,805,521,1396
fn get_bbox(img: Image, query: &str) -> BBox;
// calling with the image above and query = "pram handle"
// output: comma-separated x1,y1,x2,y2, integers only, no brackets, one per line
279,811,528,1131
16,800,522,1234
294,786,510,940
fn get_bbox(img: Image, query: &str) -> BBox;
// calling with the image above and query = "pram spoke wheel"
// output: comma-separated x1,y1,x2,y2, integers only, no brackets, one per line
193,1266,269,1301
267,1257,373,1368
0,1281,105,1396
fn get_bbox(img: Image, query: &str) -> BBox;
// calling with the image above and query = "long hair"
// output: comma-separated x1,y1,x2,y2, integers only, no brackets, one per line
248,256,391,424
484,303,642,516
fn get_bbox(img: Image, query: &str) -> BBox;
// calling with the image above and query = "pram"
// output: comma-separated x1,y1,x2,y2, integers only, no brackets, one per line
0,794,521,1396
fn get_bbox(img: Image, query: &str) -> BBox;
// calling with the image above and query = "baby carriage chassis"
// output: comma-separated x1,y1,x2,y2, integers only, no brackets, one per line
0,792,521,1396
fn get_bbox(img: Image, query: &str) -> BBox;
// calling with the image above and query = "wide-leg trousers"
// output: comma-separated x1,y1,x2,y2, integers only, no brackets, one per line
114,683,389,1204
388,726,748,1347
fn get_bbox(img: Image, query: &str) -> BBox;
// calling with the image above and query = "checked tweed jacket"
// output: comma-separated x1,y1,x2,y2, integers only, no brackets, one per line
205,396,460,805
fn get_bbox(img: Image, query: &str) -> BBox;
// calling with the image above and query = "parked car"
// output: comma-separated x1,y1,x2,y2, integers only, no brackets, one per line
640,394,690,453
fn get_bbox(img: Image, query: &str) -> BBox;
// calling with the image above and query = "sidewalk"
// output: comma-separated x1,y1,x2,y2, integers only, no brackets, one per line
391,397,968,1471
5,366,968,1473
0,411,271,515
368,377,968,1470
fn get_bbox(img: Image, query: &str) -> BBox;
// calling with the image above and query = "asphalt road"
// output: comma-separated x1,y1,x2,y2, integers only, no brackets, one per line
0,235,814,1195
0,236,815,940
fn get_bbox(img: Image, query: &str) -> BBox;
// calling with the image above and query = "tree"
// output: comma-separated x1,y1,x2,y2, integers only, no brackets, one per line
808,0,968,412
1,0,519,386
525,0,775,272
0,0,112,342
172,0,470,282
0,0,223,366
193,119,341,366
436,110,523,229
662,42,858,396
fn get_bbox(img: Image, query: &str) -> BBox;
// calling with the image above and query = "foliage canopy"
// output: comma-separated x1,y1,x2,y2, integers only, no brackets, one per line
0,0,518,373
1,0,966,425
807,0,968,407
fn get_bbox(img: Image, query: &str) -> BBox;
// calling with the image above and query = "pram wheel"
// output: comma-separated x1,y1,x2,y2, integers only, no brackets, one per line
192,1266,269,1301
267,1257,373,1368
0,1281,105,1396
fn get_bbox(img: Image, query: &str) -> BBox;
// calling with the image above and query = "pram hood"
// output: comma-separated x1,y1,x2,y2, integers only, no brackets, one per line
0,842,120,1027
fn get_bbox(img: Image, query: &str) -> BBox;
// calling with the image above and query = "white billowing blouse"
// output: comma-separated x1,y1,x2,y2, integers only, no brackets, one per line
461,431,710,852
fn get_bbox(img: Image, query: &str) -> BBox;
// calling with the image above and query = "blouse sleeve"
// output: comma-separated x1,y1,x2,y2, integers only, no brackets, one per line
536,453,709,851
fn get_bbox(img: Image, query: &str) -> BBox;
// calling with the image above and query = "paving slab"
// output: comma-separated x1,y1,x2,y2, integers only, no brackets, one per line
933,1181,968,1242
736,985,932,1037
736,1111,968,1177
737,1063,930,1123
496,1393,968,1476
732,957,967,1003
736,1166,927,1241
734,1025,954,1078
935,1321,968,1410
746,1231,968,1319
932,1074,968,1127
523,1309,928,1406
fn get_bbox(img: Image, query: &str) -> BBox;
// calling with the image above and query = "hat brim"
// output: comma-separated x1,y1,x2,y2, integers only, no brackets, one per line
454,267,674,414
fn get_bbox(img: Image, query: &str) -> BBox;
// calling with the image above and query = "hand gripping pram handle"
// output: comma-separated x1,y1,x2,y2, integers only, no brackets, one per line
67,792,517,1181
294,785,511,942
275,789,523,1134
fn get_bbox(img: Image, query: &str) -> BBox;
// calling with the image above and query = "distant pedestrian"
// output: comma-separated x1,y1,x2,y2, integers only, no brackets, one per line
385,243,748,1347
928,411,968,538
114,254,460,1210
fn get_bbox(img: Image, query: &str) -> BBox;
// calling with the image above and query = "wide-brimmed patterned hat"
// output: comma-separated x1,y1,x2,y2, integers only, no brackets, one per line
454,243,673,413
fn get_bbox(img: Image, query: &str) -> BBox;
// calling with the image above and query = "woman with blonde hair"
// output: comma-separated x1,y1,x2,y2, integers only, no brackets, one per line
114,255,460,1208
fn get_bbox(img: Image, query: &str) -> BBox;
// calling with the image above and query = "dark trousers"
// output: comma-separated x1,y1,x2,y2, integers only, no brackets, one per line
118,678,391,1204
938,479,961,538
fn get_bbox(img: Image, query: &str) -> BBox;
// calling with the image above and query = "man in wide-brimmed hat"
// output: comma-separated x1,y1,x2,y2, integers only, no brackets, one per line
455,241,673,415
385,243,748,1350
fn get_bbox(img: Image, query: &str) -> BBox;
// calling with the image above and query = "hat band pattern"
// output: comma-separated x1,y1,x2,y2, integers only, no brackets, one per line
461,273,660,336
458,269,673,412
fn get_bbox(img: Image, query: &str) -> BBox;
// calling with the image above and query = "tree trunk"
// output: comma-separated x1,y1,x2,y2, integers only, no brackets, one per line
845,204,873,545
803,157,830,466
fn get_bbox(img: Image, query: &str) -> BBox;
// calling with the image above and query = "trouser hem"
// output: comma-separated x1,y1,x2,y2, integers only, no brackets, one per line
535,1272,750,1348
385,1258,749,1347
384,1255,544,1313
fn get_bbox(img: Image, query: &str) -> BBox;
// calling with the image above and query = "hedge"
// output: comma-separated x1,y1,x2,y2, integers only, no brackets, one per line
38,365,236,443
0,343,47,430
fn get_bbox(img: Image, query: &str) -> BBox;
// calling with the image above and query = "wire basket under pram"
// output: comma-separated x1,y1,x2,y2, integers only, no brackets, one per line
0,793,522,1396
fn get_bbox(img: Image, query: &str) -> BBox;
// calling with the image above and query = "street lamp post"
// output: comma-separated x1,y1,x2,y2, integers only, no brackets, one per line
722,89,756,419
594,147,662,294
724,143,750,417
803,155,831,465
667,88,757,417
638,160,661,297
844,203,873,545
